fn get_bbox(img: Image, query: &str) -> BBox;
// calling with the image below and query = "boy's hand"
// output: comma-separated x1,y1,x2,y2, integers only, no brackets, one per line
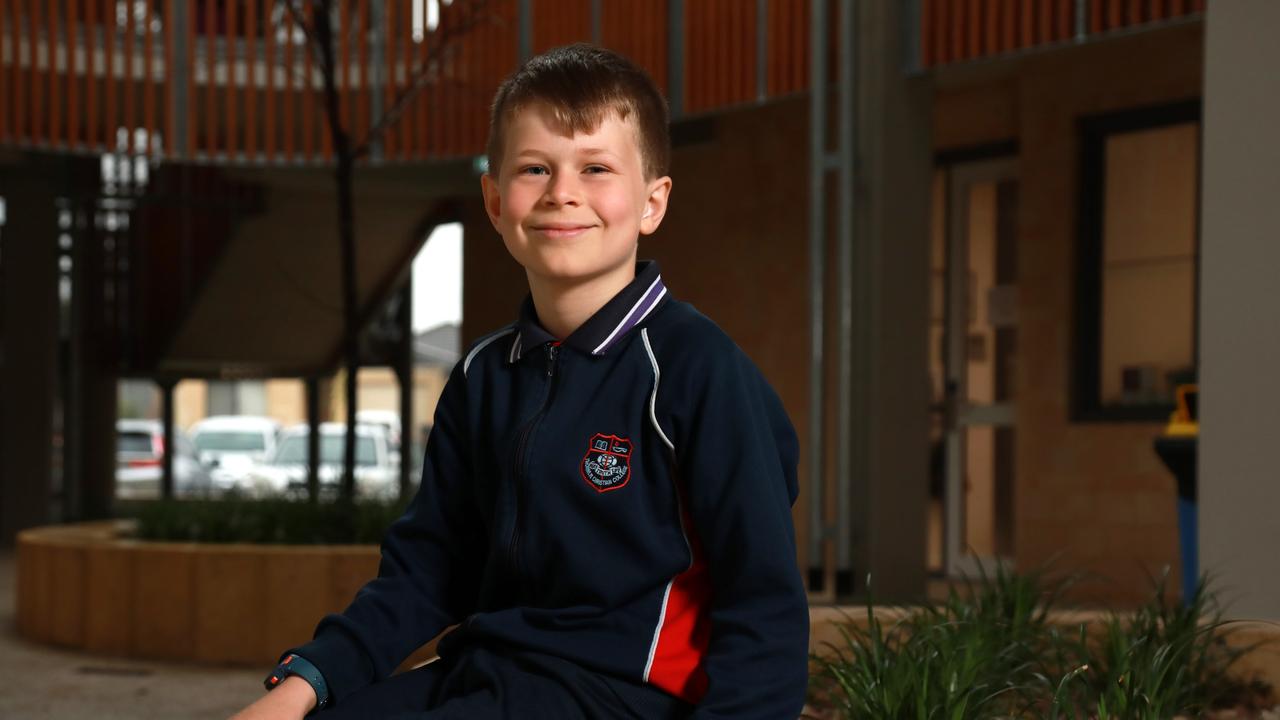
228,676,317,720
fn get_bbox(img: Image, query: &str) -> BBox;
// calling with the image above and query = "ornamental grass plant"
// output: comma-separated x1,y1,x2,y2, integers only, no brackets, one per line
127,496,410,545
808,567,1274,720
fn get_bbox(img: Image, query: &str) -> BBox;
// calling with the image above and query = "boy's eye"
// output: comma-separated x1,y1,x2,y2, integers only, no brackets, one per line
519,165,549,176
584,165,609,174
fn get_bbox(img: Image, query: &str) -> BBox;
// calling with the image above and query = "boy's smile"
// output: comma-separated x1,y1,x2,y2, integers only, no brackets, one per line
482,102,671,302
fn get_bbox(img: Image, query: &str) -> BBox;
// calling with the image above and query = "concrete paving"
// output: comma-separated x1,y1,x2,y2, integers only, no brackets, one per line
0,551,265,720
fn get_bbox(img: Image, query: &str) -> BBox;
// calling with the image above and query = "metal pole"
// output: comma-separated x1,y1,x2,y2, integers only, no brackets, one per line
518,0,532,62
667,0,685,119
1074,0,1088,42
903,0,923,73
170,0,190,156
756,0,768,102
807,0,828,588
306,376,321,502
370,0,385,161
835,0,857,583
590,0,602,46
397,281,413,500
160,379,176,500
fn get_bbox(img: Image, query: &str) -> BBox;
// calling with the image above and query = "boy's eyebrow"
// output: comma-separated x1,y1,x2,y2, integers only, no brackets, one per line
512,147,621,160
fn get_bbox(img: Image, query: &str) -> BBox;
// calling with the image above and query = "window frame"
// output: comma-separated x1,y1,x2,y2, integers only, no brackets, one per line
1072,99,1203,423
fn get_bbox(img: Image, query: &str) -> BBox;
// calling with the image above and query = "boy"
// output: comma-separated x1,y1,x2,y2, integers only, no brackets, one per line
232,44,808,720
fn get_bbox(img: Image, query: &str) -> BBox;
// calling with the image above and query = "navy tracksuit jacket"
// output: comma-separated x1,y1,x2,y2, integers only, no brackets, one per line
290,261,810,718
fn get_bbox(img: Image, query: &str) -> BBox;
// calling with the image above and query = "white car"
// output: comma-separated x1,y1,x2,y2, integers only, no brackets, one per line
356,409,402,450
189,415,282,492
116,419,213,499
249,422,398,499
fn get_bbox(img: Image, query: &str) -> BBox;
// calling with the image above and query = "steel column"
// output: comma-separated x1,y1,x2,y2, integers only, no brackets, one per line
807,0,828,588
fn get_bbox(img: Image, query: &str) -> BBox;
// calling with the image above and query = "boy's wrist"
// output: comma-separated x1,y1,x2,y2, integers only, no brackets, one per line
272,676,319,714
264,654,328,712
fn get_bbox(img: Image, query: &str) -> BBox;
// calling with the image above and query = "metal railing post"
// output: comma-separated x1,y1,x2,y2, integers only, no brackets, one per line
169,0,190,157
667,0,685,120
807,0,828,591
518,0,532,63
835,0,857,590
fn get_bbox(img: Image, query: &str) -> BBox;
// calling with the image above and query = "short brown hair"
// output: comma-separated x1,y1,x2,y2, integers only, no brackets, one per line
486,44,670,180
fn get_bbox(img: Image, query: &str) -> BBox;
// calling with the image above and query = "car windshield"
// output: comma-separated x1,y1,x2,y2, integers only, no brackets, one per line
193,431,267,453
273,435,378,466
117,432,153,454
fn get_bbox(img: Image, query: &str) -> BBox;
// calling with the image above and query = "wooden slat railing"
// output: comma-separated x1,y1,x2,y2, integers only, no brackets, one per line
0,1,1203,163
921,0,1205,67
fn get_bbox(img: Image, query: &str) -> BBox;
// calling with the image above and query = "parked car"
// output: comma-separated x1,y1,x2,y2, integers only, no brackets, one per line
116,419,213,499
355,409,402,450
189,415,282,492
248,422,398,499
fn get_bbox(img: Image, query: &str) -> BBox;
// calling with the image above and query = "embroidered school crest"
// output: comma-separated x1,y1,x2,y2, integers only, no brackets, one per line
581,434,633,492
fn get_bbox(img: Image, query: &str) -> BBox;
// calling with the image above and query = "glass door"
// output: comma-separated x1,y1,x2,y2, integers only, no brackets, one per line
941,157,1018,579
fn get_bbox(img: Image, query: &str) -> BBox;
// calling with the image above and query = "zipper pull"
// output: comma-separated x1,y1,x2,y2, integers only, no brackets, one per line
546,344,559,377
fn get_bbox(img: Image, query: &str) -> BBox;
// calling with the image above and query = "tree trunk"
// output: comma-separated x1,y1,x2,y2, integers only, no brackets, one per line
314,1,359,505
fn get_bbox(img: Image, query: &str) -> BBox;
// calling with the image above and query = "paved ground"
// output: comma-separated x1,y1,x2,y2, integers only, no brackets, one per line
0,551,265,720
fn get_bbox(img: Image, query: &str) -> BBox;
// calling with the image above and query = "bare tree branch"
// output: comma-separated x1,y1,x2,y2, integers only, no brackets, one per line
351,0,496,160
283,0,334,79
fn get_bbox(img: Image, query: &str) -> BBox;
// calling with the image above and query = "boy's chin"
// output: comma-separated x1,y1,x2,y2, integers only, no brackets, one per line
524,256,638,288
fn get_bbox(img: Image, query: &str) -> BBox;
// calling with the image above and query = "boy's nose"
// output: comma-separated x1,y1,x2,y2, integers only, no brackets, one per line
542,174,581,206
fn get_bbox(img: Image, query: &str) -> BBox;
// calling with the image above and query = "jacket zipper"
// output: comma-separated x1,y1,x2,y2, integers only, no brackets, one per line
507,343,560,588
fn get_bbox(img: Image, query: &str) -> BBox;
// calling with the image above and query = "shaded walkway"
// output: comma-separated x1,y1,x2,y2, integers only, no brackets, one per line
0,551,263,719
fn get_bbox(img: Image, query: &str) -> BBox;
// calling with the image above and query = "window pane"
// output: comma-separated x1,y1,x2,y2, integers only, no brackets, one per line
1100,122,1198,407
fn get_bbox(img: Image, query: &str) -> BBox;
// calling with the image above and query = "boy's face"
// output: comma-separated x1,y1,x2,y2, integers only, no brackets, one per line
481,103,671,289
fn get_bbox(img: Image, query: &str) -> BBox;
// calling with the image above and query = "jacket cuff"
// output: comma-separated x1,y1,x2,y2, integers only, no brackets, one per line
286,621,376,705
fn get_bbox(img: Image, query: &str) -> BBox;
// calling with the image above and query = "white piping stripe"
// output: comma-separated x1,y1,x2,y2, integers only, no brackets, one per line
643,580,675,681
592,275,663,355
463,328,515,378
507,332,523,364
640,329,675,453
641,327,694,683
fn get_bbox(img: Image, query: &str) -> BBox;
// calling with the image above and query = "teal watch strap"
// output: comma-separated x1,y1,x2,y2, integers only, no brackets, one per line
264,653,330,710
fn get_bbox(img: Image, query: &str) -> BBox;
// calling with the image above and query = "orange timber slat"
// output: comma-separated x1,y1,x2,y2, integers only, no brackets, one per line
264,0,275,159
358,0,370,146
396,0,407,159
383,0,396,159
144,0,156,151
226,0,238,156
31,0,43,142
48,0,60,144
283,3,295,159
124,0,135,143
245,0,257,158
303,1,315,158
340,0,351,137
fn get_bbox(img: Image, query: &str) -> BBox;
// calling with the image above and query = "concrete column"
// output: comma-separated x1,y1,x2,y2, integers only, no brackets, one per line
1198,1,1280,619
846,0,933,601
0,159,59,543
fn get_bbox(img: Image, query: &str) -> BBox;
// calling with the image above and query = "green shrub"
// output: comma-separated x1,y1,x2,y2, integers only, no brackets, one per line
809,568,1272,720
1049,570,1265,720
809,565,1065,719
126,496,411,545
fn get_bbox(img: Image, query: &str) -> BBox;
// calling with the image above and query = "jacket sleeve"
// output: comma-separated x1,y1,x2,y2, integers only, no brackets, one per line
285,361,485,703
670,344,809,719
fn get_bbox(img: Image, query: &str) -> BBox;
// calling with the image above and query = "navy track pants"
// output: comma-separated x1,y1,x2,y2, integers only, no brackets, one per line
312,644,695,720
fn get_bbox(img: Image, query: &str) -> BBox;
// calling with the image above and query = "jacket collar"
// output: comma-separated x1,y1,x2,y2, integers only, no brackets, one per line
508,260,669,362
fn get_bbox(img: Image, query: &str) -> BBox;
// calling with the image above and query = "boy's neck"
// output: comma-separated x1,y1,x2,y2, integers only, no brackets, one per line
527,262,638,341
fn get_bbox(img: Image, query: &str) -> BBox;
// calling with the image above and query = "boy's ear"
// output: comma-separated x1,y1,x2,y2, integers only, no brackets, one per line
639,176,672,236
480,173,502,231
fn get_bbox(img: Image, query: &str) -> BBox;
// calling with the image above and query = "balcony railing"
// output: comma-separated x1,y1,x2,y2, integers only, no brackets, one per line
0,0,813,165
0,1,1207,164
920,0,1205,67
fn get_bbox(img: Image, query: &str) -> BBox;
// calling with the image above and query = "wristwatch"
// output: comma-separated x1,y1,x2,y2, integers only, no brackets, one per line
264,653,330,712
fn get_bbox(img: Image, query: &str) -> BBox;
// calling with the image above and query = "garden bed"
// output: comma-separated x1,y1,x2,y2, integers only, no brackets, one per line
14,520,437,668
